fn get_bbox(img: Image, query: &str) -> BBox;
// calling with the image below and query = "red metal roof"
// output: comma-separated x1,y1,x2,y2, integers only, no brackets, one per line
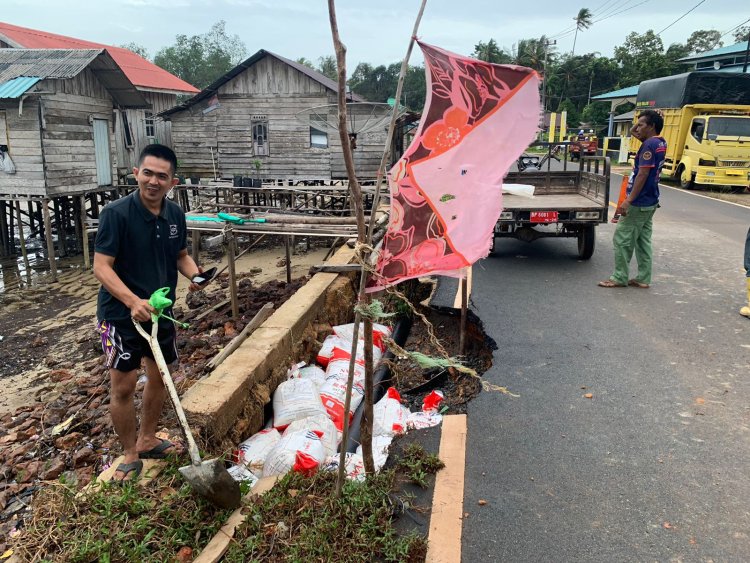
0,21,198,94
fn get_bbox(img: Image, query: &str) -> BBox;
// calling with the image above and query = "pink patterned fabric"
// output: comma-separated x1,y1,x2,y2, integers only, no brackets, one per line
370,42,539,290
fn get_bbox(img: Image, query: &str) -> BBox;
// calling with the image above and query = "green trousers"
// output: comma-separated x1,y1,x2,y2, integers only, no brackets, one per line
610,205,658,286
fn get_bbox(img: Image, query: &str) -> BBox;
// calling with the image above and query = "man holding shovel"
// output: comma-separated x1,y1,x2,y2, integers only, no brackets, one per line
93,144,203,482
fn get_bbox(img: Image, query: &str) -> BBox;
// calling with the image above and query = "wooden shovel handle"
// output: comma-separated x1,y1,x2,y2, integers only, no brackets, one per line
133,319,202,466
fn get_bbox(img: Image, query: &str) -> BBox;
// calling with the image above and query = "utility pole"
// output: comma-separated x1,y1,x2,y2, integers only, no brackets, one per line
743,36,749,73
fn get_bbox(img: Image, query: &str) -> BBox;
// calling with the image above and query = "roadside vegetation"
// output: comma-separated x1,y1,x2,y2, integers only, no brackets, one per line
15,452,440,562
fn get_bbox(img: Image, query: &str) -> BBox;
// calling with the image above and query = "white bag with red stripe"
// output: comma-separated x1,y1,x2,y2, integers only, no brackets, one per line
263,429,326,477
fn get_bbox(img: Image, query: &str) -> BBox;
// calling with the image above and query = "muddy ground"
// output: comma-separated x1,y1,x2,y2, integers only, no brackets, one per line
0,237,493,557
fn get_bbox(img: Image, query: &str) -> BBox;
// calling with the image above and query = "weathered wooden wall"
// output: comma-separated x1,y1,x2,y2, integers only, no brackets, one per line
116,91,176,174
41,70,116,196
0,99,45,198
167,55,384,180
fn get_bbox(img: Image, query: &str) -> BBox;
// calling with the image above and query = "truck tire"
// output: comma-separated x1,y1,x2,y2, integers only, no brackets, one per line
678,165,695,190
577,225,595,260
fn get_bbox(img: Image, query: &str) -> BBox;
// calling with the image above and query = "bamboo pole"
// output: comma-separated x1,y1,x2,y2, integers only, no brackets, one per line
41,199,57,282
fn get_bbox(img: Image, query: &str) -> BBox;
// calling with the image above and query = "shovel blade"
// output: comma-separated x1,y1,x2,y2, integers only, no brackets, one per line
179,459,241,510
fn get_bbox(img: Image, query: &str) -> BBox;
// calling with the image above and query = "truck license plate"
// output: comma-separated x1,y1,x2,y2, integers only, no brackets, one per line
530,211,558,223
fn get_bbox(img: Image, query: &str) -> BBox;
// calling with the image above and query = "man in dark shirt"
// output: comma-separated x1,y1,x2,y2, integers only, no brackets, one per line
599,110,666,288
94,144,202,482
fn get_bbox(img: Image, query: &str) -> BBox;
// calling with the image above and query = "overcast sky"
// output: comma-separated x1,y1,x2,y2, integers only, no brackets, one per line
3,0,749,68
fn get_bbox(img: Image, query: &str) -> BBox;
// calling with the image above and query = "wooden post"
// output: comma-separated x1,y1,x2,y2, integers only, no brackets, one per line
227,230,239,319
27,201,35,232
191,230,200,263
80,195,90,270
14,201,30,280
0,201,9,256
41,199,57,282
53,198,67,257
459,271,468,355
284,235,292,284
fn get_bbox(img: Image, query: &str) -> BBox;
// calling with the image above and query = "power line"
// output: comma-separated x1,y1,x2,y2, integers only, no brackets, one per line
720,16,750,40
656,0,707,35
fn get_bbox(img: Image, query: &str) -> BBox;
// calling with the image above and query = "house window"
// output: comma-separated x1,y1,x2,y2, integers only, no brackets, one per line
252,119,269,156
145,111,155,139
121,111,133,148
310,127,328,149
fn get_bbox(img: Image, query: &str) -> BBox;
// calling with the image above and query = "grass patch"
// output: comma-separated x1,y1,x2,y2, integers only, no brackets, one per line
224,471,427,562
14,460,233,562
397,443,445,488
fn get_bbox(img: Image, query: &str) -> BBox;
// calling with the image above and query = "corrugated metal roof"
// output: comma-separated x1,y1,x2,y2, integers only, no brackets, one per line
591,85,639,101
0,76,41,98
0,21,198,94
0,48,148,108
677,42,750,63
160,49,365,117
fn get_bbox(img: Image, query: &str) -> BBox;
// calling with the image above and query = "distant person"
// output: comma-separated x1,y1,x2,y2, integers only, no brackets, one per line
599,110,666,288
93,144,203,482
742,227,750,318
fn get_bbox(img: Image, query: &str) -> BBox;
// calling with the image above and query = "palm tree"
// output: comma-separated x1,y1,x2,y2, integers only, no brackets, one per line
571,8,593,56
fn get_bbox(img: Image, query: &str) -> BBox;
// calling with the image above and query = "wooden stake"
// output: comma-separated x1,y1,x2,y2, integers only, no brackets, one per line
284,235,292,284
80,195,90,269
206,303,274,370
41,199,57,282
328,0,428,494
227,230,239,319
191,229,200,263
14,201,30,282
459,271,468,355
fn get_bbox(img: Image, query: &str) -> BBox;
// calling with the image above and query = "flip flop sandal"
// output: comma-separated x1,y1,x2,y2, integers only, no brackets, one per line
598,280,626,288
112,459,143,484
138,438,180,459
628,279,650,288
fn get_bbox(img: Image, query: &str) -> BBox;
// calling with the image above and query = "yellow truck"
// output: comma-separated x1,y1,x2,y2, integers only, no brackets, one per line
630,72,750,190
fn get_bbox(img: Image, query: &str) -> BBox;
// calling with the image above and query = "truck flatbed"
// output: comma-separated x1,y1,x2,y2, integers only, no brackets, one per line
503,193,603,210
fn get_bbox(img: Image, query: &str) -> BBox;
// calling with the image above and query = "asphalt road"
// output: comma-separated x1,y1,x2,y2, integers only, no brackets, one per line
462,178,750,561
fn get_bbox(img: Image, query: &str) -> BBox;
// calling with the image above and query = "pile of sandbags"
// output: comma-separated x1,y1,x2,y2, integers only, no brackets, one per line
226,322,445,484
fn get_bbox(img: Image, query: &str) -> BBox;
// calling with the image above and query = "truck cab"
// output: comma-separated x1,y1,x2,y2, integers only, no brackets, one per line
681,113,750,189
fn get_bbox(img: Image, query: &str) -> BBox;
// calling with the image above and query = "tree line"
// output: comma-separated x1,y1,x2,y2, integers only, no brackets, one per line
124,20,750,131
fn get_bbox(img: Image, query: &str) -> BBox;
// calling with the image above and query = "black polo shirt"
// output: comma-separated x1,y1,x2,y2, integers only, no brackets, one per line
95,190,187,323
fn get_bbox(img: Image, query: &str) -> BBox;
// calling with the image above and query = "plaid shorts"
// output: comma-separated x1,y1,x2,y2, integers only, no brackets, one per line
97,319,178,372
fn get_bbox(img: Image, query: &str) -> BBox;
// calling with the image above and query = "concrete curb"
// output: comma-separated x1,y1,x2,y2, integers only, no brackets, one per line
181,246,356,447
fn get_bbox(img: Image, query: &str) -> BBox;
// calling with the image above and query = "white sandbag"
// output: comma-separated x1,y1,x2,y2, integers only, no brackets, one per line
273,377,327,429
263,429,326,477
227,464,259,487
325,358,366,388
356,435,393,471
502,183,535,198
317,334,347,367
333,322,393,351
298,365,327,391
234,428,281,473
373,387,410,437
320,375,364,431
284,414,338,457
406,411,443,430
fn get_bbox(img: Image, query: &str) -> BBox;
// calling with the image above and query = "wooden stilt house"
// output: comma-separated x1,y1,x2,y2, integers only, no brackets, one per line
0,48,148,277
160,49,387,182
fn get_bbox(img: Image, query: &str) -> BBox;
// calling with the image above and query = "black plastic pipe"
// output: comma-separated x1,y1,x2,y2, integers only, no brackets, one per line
345,315,413,453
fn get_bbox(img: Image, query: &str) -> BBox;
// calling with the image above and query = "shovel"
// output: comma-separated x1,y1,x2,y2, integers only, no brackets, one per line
133,318,241,510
